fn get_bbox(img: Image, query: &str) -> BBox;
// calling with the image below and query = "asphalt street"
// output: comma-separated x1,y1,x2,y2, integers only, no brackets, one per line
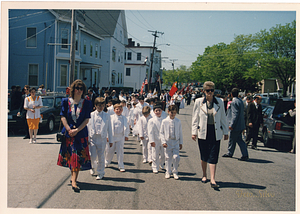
6,102,296,213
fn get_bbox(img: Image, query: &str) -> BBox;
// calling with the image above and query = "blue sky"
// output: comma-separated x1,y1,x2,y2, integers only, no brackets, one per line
125,10,296,70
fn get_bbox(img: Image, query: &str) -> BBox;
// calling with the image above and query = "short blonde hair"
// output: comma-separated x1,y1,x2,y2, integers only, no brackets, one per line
203,81,215,90
113,103,123,109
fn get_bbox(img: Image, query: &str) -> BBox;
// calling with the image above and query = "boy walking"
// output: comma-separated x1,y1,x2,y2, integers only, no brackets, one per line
160,105,183,180
105,104,130,172
137,106,152,163
88,97,113,180
148,102,167,173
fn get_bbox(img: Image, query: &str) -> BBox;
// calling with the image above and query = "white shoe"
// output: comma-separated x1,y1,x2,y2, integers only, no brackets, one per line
96,174,104,180
143,159,147,164
153,169,158,174
29,139,33,144
159,165,164,170
165,173,171,179
119,168,125,172
105,163,109,168
33,138,36,143
173,174,179,180
90,169,95,175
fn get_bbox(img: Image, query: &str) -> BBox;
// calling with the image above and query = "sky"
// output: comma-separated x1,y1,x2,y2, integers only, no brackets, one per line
125,10,296,70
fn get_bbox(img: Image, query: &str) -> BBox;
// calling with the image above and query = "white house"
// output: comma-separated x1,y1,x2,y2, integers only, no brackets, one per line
124,38,162,92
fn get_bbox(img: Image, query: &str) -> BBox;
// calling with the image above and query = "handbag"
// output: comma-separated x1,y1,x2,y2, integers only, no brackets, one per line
56,120,66,143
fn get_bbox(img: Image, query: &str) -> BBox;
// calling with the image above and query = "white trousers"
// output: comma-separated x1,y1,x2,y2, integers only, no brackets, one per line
152,140,165,171
141,139,148,161
89,136,107,176
148,142,153,162
105,136,125,169
164,139,180,174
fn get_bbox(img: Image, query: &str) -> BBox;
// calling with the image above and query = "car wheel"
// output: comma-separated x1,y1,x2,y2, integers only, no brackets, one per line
263,130,272,147
47,117,55,133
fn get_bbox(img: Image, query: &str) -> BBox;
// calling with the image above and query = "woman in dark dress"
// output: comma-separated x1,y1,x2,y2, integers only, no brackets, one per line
57,79,93,192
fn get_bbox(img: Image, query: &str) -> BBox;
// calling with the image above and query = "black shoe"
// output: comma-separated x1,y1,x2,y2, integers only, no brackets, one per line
222,154,232,158
210,182,220,188
238,156,249,161
72,185,80,193
201,177,208,183
251,146,257,150
23,136,30,139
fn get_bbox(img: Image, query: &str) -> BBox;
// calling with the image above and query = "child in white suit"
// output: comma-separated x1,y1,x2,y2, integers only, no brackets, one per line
88,97,113,180
137,106,152,164
160,105,183,180
105,103,130,172
148,102,167,173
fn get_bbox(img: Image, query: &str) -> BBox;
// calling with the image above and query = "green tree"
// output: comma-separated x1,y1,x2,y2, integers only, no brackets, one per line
254,20,296,96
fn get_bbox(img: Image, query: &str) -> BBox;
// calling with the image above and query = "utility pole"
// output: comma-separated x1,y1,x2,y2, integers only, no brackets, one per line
69,9,76,85
148,30,164,91
170,59,178,88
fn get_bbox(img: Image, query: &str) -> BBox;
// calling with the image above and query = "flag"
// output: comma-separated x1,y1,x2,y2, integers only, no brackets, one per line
169,81,178,97
140,77,147,94
153,88,157,96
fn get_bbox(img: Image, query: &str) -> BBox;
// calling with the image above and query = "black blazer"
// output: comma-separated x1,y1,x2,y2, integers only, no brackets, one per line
246,102,263,126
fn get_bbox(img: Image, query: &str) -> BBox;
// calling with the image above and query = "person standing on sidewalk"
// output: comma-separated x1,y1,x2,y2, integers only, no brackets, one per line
246,95,263,150
23,87,43,144
192,81,229,189
57,79,93,193
17,85,30,139
222,88,249,161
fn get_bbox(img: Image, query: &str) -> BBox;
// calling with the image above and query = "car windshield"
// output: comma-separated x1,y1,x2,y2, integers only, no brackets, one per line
42,97,54,108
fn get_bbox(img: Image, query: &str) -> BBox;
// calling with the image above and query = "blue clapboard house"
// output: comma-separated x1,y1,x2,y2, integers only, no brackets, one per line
9,9,128,92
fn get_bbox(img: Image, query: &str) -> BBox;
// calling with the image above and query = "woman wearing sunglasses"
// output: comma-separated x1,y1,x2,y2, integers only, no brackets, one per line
191,81,229,189
57,79,93,193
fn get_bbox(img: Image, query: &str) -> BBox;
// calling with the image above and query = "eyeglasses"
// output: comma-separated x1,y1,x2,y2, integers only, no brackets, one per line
75,86,83,91
205,89,215,93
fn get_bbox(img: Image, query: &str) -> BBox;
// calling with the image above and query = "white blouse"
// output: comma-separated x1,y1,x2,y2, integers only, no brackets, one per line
24,96,43,119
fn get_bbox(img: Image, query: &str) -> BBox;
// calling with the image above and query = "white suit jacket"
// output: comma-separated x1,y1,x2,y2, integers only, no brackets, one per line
160,116,183,145
110,114,130,138
137,114,152,140
87,110,112,143
192,96,229,141
148,114,166,143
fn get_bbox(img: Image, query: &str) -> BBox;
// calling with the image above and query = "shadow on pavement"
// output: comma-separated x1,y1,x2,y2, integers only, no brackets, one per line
216,181,266,190
102,177,145,183
76,181,137,192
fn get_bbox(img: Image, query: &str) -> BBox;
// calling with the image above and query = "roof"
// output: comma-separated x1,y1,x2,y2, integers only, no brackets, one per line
50,10,122,38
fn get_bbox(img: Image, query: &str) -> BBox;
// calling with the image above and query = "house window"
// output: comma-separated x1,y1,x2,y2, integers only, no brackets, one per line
118,73,120,84
26,27,37,48
137,53,141,61
99,46,101,59
28,64,38,86
127,52,132,60
111,73,115,85
83,39,86,55
112,48,116,62
75,33,78,51
121,73,123,84
120,30,122,42
118,51,121,62
126,68,131,76
90,42,93,57
124,52,126,60
95,44,98,58
61,29,68,49
121,52,123,63
60,65,68,86
74,66,78,79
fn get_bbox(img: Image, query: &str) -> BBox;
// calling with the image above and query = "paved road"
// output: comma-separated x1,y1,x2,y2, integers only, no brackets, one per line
6,103,295,212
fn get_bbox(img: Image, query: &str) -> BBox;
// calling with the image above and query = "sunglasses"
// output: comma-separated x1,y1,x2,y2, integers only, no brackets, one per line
75,86,84,91
205,89,215,93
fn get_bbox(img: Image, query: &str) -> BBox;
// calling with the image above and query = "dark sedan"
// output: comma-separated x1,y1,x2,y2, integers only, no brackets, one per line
8,94,67,133
259,98,295,150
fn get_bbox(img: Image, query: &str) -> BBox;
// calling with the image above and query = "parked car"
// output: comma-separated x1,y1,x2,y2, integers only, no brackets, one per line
260,96,278,109
8,94,67,133
259,98,295,150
